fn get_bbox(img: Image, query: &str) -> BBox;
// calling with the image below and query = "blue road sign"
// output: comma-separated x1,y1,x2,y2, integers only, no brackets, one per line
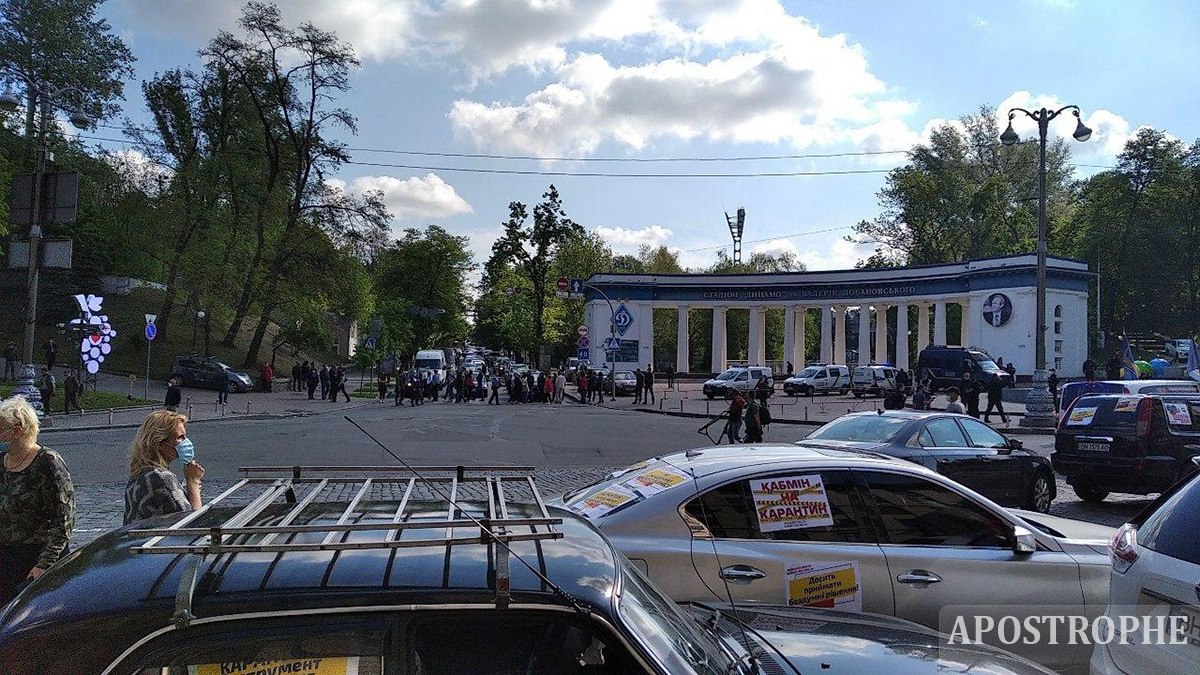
612,304,634,336
145,324,156,341
568,278,584,294
603,336,622,351
364,337,377,350
577,348,589,360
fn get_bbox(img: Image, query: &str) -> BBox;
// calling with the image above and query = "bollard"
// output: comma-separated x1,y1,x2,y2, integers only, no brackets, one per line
805,405,809,421
680,400,684,412
108,408,114,425
221,403,226,418
247,400,252,416
215,400,220,413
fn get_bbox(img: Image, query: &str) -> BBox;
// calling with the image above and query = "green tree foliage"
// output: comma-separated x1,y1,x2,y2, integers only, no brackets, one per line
373,225,475,355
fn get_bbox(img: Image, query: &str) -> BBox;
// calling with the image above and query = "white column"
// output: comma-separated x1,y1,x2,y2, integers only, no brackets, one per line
748,306,766,365
783,306,796,371
834,306,847,365
857,306,871,366
917,303,930,352
795,307,807,369
676,306,689,374
896,303,910,370
874,305,889,365
960,297,973,348
711,306,727,373
820,307,833,363
638,302,654,370
934,301,947,346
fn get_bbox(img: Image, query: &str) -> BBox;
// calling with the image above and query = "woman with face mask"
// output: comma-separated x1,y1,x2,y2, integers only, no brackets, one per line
123,410,205,525
0,396,76,607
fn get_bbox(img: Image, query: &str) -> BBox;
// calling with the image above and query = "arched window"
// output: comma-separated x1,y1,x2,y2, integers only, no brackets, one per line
1054,305,1063,318
1054,305,1064,336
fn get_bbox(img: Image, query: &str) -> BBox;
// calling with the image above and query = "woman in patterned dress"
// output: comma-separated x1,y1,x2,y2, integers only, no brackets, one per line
123,410,204,526
0,396,75,607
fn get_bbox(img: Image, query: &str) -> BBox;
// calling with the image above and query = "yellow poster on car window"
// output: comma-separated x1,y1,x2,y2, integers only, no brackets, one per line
189,656,359,675
785,562,861,612
1066,406,1098,426
624,467,689,497
750,474,834,532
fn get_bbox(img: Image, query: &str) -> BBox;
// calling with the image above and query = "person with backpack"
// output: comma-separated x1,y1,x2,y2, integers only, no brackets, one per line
744,398,764,443
37,368,56,415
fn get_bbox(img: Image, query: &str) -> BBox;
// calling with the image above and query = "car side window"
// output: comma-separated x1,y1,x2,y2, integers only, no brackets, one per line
958,418,1009,449
918,418,969,447
857,471,1013,548
736,372,748,381
684,471,871,543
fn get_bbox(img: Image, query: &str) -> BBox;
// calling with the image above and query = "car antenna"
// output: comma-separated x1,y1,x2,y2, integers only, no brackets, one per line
343,416,591,617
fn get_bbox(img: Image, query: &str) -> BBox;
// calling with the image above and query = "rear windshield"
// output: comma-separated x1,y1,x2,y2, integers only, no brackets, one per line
415,358,442,369
1062,396,1141,429
1138,474,1200,565
806,415,910,443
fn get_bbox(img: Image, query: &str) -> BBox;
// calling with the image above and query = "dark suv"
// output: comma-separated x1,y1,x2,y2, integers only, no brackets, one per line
0,466,1049,674
1052,393,1200,502
170,355,253,392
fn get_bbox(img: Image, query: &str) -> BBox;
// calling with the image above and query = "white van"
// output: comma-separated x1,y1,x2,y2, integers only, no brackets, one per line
851,365,902,398
782,364,850,396
414,349,447,385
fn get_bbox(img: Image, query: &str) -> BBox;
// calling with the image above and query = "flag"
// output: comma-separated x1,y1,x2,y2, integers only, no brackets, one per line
1187,339,1200,382
1120,335,1139,380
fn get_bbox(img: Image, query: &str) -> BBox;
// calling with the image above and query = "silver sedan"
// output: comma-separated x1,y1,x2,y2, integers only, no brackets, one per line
560,444,1115,670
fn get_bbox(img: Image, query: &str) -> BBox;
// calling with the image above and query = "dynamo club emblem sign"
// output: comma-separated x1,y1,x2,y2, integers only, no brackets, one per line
982,293,1013,328
71,294,117,374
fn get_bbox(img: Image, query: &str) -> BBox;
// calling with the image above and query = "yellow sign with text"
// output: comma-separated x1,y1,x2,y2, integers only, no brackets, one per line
786,562,861,612
189,656,359,675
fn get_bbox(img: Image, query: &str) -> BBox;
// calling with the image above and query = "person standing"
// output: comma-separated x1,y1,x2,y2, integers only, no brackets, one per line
260,363,274,393
744,397,764,443
330,366,342,405
633,368,644,404
1082,357,1096,382
165,376,183,410
3,342,16,381
577,370,589,404
983,376,1009,425
43,339,57,372
1105,353,1122,380
305,367,319,400
37,368,56,415
291,363,302,392
944,387,966,414
336,366,352,403
62,371,82,414
377,374,389,403
644,365,656,404
1048,369,1060,412
727,392,745,443
1004,362,1016,383
217,370,230,406
554,370,566,403
0,396,76,608
488,373,501,405
665,364,676,390
319,365,330,400
959,371,981,418
123,410,203,525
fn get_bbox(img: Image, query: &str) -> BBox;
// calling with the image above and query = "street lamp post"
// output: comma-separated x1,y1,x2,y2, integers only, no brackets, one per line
1000,105,1091,427
192,310,206,354
0,73,92,412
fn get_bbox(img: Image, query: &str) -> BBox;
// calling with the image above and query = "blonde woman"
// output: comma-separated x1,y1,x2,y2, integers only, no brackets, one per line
123,410,204,525
0,396,75,606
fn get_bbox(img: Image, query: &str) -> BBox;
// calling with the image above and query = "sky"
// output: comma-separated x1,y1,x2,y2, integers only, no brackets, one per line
92,0,1200,272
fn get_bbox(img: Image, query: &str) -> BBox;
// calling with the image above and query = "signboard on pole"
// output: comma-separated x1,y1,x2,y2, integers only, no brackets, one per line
603,337,622,351
556,277,569,291
576,324,590,338
144,314,157,341
568,278,584,298
577,348,590,360
144,314,156,400
577,336,590,348
612,305,634,336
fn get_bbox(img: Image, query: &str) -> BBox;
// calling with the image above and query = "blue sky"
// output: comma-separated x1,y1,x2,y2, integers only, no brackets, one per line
95,0,1200,271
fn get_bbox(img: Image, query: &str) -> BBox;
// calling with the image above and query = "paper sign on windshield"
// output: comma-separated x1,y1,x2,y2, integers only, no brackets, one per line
624,467,689,497
786,562,862,612
1165,402,1193,426
189,657,363,675
1113,397,1139,413
750,474,834,532
1066,406,1098,426
575,484,638,519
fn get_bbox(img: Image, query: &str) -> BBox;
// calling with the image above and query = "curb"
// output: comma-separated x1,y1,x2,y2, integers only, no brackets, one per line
39,401,375,434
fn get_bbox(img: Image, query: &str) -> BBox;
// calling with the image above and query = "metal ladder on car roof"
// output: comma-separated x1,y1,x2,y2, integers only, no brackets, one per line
129,466,564,627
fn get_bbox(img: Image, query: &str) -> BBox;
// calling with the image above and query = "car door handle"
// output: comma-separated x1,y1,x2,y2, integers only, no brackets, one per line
719,565,767,584
897,570,942,584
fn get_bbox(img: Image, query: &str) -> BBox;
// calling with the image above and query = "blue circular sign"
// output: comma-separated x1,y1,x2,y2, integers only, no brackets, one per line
145,324,157,341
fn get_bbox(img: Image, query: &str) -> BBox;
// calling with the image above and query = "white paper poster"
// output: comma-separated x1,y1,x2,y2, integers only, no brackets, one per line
1164,402,1193,426
1066,406,1098,426
785,561,862,612
750,474,834,532
624,467,690,497
574,484,639,519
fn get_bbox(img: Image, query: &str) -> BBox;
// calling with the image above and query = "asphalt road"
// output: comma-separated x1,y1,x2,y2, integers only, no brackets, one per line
48,400,1152,542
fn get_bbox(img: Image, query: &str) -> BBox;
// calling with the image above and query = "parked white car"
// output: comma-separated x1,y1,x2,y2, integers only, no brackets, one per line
1165,337,1195,364
561,445,1114,670
782,364,851,396
1092,464,1200,674
850,364,903,397
701,366,773,399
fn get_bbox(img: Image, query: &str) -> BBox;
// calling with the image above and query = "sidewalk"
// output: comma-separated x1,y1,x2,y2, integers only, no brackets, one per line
40,387,373,433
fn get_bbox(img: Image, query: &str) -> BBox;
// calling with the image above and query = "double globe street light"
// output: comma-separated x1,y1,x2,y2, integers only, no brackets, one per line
1000,105,1092,427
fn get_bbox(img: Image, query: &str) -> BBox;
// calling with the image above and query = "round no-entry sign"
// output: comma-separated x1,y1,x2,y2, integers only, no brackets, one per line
556,277,569,291
577,324,589,337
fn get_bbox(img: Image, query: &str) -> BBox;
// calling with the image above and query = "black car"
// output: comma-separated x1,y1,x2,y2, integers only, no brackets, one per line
0,466,1050,674
170,355,253,392
795,410,1056,512
917,345,1013,392
1051,393,1200,502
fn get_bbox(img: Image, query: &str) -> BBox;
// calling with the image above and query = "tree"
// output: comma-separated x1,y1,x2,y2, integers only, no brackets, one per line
0,0,135,134
489,185,584,366
374,225,475,354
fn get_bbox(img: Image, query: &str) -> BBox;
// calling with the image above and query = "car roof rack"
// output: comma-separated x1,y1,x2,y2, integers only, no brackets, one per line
129,465,563,625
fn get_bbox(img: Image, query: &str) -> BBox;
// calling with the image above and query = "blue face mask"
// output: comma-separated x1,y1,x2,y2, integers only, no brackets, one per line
0,441,9,454
174,438,196,465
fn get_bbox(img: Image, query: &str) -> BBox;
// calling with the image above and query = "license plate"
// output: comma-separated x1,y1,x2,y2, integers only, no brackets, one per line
1078,442,1110,452
1170,603,1200,647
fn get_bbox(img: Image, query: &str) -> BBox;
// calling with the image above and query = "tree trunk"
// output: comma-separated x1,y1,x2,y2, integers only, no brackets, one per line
243,274,280,367
222,216,267,347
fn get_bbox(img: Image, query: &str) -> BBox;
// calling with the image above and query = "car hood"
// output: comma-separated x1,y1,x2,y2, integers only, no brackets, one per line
700,605,1051,674
704,378,730,386
1008,509,1115,544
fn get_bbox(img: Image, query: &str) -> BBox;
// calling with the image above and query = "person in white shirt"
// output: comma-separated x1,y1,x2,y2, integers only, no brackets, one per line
944,387,966,414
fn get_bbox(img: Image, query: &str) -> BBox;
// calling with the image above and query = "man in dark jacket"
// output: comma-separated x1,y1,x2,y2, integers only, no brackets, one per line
63,371,82,414
982,376,1009,424
959,371,981,418
644,365,655,404
3,342,16,381
165,376,183,409
633,368,644,404
305,367,319,400
319,365,330,400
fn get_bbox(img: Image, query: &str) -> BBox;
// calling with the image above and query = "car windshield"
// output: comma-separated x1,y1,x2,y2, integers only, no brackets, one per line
715,369,740,381
806,415,910,443
616,372,635,381
617,561,733,674
415,358,442,369
968,352,999,370
794,366,820,378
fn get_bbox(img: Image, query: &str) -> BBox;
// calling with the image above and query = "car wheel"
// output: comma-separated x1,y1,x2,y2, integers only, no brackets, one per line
1026,473,1054,513
803,385,813,396
839,388,849,395
706,394,715,400
786,391,795,397
1073,484,1109,503
852,392,863,398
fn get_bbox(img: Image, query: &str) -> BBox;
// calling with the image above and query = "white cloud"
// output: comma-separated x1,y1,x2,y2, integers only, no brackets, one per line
593,224,673,251
103,148,173,192
329,173,473,221
796,237,875,271
750,238,799,258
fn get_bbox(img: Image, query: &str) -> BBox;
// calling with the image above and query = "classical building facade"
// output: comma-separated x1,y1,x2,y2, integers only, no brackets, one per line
583,254,1093,377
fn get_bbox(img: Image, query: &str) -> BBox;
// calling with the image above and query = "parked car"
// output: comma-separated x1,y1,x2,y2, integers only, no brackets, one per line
561,446,1111,670
916,345,1013,392
850,365,902,398
702,366,773,399
0,466,1052,675
1052,393,1200,502
1058,379,1200,414
798,410,1057,511
1093,463,1200,674
168,355,253,392
782,363,850,396
1164,337,1195,364
612,370,638,396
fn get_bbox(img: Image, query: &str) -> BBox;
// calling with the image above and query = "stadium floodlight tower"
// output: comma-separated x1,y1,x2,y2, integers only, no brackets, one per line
725,207,746,264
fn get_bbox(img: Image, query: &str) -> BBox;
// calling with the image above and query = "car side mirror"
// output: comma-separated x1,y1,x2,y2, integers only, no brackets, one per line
1004,438,1023,453
1012,525,1036,554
